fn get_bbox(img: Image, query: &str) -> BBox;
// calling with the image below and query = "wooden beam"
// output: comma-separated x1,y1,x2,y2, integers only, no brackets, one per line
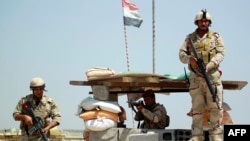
69,80,247,90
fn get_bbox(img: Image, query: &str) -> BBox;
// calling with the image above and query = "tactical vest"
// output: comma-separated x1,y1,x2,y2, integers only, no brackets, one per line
189,30,217,65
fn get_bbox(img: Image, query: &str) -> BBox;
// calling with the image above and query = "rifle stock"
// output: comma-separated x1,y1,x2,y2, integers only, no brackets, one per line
23,101,49,141
188,38,217,104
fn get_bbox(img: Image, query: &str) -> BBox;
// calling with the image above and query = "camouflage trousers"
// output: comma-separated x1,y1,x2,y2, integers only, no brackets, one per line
189,77,223,137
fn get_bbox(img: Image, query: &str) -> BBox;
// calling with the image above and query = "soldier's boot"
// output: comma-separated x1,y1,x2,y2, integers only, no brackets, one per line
188,135,203,141
210,134,222,141
209,128,223,141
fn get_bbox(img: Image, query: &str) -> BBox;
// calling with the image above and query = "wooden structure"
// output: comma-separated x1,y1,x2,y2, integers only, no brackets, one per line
70,73,248,101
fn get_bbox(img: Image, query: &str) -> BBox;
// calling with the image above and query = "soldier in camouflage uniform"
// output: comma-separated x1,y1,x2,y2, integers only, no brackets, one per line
13,77,62,141
134,89,169,129
179,9,225,141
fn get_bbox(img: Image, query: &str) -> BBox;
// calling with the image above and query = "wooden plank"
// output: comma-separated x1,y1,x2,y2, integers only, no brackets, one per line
87,72,168,81
69,80,186,88
221,81,248,90
69,80,248,91
90,89,189,94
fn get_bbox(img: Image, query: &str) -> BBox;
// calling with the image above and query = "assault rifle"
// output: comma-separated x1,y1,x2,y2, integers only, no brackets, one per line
188,38,219,108
23,101,49,141
128,100,144,107
127,100,144,128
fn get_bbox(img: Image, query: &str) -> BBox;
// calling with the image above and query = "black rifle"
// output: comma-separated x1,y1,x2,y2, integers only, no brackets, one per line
127,100,145,114
128,100,144,107
188,38,219,108
23,101,49,141
127,100,144,128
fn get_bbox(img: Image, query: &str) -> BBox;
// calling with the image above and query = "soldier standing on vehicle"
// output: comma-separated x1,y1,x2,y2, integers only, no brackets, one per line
13,77,62,141
134,89,169,129
179,9,225,141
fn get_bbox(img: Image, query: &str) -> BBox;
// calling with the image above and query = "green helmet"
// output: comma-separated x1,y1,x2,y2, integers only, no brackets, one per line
194,9,212,25
30,77,46,89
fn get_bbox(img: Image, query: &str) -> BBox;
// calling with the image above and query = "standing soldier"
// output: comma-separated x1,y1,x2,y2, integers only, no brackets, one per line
13,77,62,141
179,9,225,141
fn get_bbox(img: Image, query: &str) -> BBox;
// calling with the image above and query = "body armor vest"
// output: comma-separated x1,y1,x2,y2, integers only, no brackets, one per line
187,30,219,75
189,30,216,65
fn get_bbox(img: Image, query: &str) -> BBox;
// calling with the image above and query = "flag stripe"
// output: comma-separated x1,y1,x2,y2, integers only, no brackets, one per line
122,0,138,11
122,0,143,28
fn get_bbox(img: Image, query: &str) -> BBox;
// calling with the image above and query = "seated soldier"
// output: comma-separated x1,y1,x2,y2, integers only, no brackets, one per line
134,89,169,129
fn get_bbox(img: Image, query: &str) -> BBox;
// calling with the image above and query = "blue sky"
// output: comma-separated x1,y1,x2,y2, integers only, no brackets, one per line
1,0,249,130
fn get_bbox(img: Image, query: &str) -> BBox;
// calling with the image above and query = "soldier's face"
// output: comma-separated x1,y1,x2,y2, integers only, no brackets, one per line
143,96,155,107
197,19,210,30
33,88,44,100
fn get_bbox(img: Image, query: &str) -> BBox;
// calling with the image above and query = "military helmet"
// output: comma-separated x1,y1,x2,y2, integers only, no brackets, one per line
142,89,155,98
30,77,46,89
194,9,212,25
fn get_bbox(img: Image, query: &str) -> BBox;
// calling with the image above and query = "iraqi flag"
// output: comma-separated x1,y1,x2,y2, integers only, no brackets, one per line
122,0,143,28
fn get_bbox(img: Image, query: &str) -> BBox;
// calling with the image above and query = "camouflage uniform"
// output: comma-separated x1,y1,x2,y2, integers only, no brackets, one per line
13,94,61,141
179,29,225,140
134,103,167,129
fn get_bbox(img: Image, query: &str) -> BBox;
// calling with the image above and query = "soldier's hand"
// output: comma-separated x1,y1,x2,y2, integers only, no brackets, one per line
136,105,143,112
43,126,50,134
189,57,198,69
206,61,216,72
23,115,33,126
187,42,192,48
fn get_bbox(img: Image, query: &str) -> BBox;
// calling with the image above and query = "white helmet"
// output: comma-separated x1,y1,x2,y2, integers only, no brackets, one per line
30,77,45,89
194,9,212,25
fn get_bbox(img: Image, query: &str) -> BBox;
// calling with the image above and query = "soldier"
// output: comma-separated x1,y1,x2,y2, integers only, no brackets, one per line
13,77,62,141
134,89,169,129
179,9,225,141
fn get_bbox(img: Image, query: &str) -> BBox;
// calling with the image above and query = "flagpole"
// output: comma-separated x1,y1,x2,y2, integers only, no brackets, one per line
123,26,130,72
152,0,156,73
122,0,143,129
122,0,130,72
122,0,135,129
